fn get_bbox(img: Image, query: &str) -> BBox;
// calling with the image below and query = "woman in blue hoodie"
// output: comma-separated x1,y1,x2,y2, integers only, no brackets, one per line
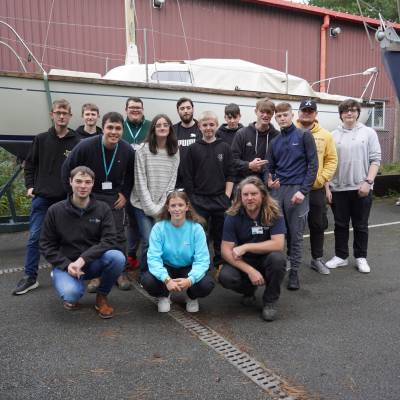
141,190,215,313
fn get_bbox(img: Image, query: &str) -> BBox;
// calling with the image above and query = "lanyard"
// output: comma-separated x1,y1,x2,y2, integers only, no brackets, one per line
101,142,119,181
125,120,143,143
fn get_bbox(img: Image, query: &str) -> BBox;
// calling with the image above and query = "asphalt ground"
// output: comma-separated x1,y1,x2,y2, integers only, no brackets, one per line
0,197,399,400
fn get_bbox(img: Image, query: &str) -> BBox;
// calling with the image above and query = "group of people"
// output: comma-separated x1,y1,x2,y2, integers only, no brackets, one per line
12,94,381,322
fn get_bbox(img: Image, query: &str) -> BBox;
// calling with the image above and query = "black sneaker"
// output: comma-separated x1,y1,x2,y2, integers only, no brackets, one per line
12,275,39,295
261,303,277,321
287,270,300,290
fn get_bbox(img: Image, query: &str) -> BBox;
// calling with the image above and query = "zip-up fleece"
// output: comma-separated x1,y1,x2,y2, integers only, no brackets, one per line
24,127,80,199
330,122,381,192
40,195,117,270
216,123,243,146
231,122,280,181
296,120,338,189
267,123,318,195
75,125,103,140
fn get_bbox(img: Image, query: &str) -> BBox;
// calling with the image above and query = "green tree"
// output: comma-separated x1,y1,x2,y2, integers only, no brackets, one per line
308,0,399,22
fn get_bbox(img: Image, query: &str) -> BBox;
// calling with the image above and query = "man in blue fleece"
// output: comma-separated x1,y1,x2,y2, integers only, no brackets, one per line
266,102,318,290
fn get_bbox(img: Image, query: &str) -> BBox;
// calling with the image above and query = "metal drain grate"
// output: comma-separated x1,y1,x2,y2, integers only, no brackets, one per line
0,263,51,275
134,282,296,400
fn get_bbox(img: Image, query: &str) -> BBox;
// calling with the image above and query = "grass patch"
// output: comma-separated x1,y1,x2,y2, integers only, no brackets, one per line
0,148,31,217
379,162,400,175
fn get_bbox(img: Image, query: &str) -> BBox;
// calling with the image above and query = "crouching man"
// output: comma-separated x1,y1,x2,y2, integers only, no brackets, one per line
40,166,125,318
219,176,286,321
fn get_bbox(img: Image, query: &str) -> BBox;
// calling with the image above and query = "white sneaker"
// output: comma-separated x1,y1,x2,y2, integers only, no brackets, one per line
325,256,349,269
356,258,371,273
157,296,171,313
185,296,199,313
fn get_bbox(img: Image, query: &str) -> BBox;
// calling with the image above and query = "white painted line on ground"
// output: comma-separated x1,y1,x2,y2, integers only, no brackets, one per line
303,220,400,238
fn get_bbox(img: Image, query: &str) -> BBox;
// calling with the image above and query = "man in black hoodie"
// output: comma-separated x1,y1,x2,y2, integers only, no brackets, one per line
231,98,280,182
40,166,125,318
216,103,243,147
13,99,80,295
183,111,234,268
75,103,103,139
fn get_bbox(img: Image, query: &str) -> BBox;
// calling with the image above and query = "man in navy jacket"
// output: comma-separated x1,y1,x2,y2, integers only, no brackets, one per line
266,102,318,290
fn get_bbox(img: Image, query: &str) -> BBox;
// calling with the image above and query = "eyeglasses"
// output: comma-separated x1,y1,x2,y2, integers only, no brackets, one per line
127,106,143,111
342,108,359,114
166,188,185,196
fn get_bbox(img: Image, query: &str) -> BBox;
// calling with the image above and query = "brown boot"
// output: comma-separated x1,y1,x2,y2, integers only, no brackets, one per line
117,273,132,290
95,294,114,319
87,278,101,293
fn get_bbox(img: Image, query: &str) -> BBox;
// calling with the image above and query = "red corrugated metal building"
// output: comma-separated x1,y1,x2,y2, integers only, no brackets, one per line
0,0,398,160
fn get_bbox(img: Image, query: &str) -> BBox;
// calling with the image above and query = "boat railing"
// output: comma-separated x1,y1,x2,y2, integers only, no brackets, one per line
311,67,379,102
0,20,52,115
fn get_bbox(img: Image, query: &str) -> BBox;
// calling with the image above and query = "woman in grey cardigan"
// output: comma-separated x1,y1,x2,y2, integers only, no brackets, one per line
130,114,180,272
325,99,381,274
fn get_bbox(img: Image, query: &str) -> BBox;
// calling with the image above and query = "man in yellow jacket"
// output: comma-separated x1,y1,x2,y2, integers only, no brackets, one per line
297,100,338,274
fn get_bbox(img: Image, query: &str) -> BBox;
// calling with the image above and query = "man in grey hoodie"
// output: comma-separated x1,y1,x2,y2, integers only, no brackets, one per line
325,99,381,274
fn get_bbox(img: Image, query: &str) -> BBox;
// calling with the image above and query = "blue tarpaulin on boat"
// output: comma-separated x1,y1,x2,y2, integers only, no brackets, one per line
382,49,400,102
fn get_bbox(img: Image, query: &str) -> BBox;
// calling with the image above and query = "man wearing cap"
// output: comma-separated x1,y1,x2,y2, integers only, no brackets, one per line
297,100,337,275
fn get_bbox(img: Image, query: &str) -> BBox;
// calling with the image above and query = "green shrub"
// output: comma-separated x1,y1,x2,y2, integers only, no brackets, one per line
0,148,31,217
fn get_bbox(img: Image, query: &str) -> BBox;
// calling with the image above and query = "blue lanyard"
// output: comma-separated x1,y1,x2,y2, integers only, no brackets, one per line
125,120,143,143
101,142,118,181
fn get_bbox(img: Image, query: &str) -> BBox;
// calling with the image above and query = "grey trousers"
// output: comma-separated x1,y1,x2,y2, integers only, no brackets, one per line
271,185,309,271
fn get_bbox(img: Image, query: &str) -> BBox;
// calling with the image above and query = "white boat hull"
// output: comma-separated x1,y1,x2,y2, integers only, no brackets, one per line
0,72,371,157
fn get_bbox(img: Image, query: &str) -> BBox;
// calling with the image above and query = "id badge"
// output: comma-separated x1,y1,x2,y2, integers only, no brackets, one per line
251,226,264,235
102,181,112,190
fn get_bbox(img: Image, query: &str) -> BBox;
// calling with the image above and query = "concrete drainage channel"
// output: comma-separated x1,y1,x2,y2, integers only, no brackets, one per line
133,282,301,400
2,265,303,399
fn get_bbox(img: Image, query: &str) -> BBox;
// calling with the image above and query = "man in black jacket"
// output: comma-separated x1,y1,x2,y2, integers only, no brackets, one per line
183,111,234,268
13,99,80,296
75,103,103,139
62,112,135,291
40,166,125,318
231,98,280,182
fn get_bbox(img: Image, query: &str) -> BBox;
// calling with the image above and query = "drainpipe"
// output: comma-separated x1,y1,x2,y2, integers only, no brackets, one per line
320,14,330,93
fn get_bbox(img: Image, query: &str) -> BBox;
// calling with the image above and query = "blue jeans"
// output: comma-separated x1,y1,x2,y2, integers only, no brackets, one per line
125,202,141,258
52,250,125,303
132,206,154,271
24,196,60,279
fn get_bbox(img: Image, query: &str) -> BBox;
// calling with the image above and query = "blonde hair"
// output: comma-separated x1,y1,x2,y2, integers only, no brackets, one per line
198,111,218,125
227,176,281,225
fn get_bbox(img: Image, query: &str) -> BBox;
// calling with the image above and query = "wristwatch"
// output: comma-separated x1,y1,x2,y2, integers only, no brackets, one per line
364,178,374,185
164,276,171,284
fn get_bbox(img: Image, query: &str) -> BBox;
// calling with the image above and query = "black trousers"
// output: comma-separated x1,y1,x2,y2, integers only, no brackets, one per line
94,193,126,254
141,265,215,299
308,188,328,259
331,190,372,259
218,252,286,304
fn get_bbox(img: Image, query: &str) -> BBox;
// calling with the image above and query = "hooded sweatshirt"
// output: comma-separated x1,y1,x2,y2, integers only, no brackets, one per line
296,120,338,190
231,122,280,181
40,195,117,270
24,127,80,200
330,122,381,192
75,125,103,140
183,138,234,211
216,123,244,146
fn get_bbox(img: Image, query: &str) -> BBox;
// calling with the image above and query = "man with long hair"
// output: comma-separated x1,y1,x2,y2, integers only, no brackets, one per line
219,176,286,321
